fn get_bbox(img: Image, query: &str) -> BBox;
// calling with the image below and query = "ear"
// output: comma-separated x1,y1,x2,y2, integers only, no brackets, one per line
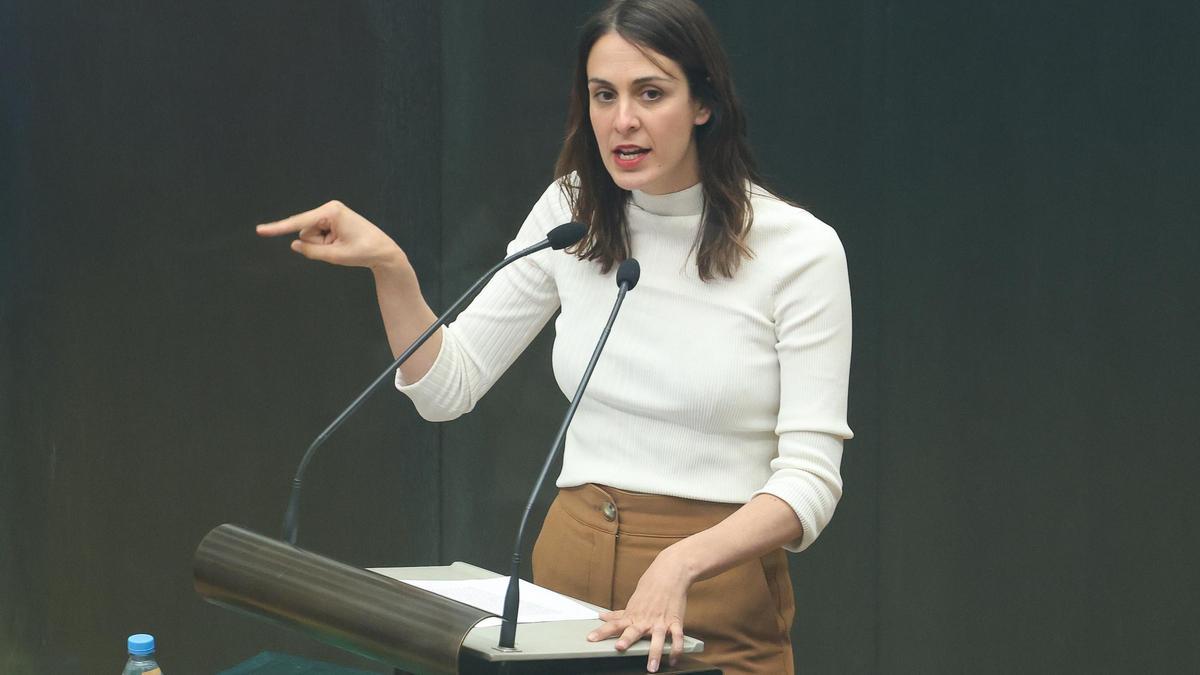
693,103,712,126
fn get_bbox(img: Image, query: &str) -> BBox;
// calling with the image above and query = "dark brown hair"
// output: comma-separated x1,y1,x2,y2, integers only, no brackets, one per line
554,0,764,281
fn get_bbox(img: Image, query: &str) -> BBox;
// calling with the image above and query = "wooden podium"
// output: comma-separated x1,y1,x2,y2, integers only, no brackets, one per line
195,524,720,674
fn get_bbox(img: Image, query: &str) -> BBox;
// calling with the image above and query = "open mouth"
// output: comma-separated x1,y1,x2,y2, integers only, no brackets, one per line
614,146,650,160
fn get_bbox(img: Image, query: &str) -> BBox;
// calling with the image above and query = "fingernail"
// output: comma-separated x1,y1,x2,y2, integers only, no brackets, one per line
587,633,597,641
616,642,626,650
648,658,659,672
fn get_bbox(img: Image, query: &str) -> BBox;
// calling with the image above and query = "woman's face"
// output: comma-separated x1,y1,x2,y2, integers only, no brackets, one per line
586,32,711,195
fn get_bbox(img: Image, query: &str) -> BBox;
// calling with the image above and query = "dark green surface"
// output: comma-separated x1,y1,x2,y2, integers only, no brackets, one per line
1,2,442,673
3,1,1198,673
220,651,382,675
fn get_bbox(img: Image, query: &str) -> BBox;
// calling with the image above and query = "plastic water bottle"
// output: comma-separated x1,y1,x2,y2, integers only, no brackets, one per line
122,634,163,674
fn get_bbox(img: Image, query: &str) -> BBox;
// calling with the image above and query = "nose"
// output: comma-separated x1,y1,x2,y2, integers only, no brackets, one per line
613,98,640,134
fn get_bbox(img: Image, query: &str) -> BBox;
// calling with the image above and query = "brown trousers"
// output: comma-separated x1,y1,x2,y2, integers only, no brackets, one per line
531,484,795,675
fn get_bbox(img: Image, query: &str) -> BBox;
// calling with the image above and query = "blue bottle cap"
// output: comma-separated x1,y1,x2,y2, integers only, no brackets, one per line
127,633,155,655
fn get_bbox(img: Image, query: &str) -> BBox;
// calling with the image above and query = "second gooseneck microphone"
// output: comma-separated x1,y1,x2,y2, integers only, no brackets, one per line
498,258,641,650
281,222,587,545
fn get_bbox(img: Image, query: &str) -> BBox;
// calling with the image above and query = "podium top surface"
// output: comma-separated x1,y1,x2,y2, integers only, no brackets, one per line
371,562,703,663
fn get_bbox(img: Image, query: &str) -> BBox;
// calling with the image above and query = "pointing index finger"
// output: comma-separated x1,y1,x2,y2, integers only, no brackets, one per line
256,202,339,237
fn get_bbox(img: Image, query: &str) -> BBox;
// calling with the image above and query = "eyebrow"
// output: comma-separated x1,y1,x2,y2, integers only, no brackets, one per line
587,75,676,86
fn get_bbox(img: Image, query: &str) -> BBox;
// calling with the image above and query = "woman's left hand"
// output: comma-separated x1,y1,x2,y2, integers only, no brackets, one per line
587,546,694,672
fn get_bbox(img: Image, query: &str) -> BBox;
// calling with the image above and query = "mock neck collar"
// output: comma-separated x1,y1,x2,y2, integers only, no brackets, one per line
630,182,704,217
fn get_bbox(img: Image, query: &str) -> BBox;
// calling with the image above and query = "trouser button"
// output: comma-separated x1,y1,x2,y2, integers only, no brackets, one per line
601,502,617,522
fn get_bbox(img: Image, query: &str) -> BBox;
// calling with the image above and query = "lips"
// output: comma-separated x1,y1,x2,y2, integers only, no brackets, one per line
612,145,650,169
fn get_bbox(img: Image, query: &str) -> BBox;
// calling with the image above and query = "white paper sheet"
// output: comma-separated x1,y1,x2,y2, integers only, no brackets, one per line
399,576,599,627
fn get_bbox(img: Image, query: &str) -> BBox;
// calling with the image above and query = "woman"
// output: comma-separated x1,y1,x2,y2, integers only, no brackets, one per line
257,1,852,673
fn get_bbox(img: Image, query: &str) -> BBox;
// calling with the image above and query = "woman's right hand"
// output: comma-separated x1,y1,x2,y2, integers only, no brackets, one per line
257,199,440,369
256,200,408,272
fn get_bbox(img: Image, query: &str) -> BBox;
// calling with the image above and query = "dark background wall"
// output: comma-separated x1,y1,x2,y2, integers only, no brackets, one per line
2,1,1197,673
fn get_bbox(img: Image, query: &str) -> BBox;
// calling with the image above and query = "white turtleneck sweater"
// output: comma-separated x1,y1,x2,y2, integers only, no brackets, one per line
397,180,852,552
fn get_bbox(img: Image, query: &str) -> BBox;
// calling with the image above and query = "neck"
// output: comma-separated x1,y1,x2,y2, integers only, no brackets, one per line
630,181,704,217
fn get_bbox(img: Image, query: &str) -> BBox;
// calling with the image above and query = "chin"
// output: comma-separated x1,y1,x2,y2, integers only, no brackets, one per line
607,171,653,192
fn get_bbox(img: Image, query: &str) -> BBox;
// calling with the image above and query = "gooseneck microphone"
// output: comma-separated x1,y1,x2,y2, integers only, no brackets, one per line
281,222,587,545
498,258,641,650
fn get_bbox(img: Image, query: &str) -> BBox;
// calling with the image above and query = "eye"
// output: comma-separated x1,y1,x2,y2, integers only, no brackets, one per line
642,88,664,101
591,89,615,103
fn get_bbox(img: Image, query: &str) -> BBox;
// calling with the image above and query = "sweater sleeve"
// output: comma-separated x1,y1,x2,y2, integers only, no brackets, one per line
753,223,854,552
394,182,566,421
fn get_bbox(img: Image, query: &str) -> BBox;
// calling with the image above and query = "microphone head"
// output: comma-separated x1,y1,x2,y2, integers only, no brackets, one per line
616,258,641,290
547,222,587,250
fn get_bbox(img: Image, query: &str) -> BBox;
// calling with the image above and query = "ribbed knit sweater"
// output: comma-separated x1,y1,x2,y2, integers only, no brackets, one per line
397,180,853,551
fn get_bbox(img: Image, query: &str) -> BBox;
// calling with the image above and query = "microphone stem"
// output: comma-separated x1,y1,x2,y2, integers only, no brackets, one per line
282,239,552,545
498,282,630,648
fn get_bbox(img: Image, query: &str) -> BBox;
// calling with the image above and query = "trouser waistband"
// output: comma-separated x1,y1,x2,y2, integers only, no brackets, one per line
555,484,740,537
